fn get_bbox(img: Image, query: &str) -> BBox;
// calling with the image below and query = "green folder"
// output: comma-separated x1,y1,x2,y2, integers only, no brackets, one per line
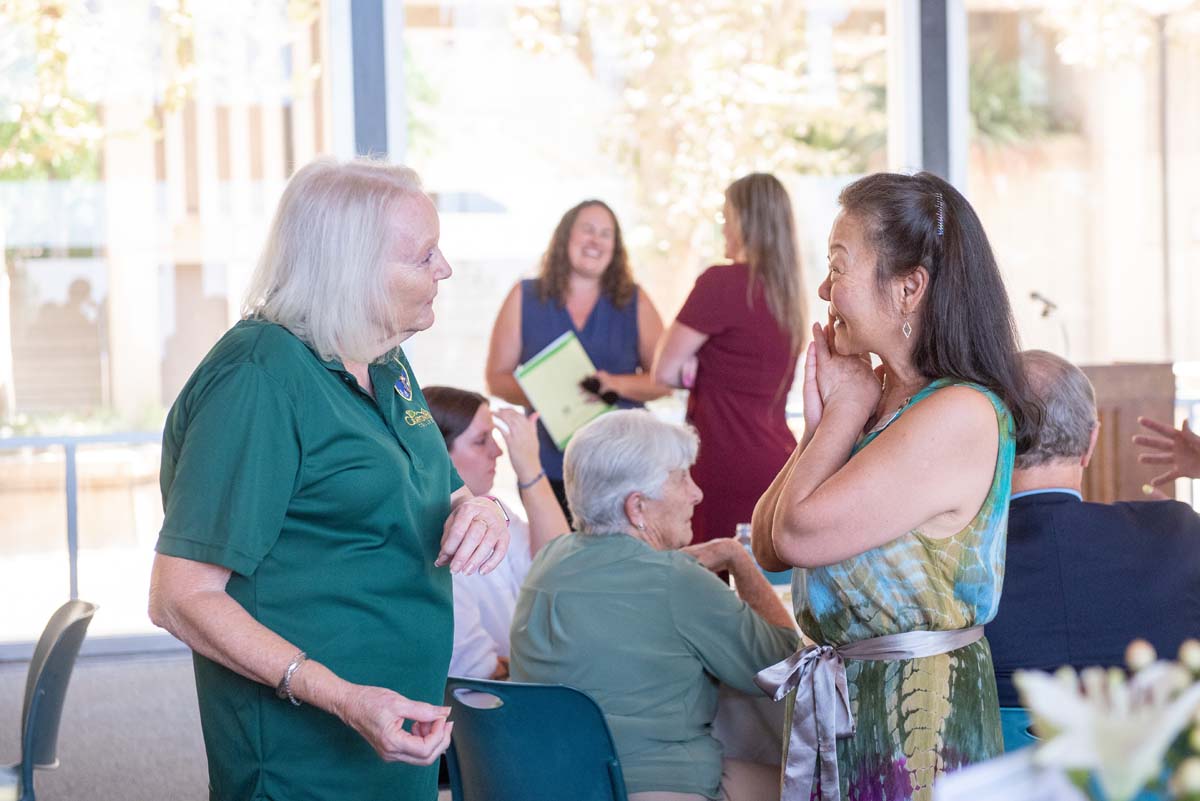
514,331,614,450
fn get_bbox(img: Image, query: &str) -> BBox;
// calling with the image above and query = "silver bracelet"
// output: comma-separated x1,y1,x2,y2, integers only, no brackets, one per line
275,650,308,707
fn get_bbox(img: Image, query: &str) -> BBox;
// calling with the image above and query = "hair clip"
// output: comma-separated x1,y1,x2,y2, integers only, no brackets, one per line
934,192,944,237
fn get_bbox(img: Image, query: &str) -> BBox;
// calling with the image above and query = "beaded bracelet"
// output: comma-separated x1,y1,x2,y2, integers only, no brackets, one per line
517,470,546,491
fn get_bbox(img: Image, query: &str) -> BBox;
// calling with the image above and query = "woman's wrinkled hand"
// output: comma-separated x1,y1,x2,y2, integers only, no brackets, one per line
338,684,453,766
1133,417,1200,486
437,496,509,575
682,538,746,574
493,408,542,485
812,318,881,421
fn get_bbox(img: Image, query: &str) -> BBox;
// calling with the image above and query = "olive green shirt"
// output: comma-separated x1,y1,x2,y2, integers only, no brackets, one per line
156,319,462,801
509,533,799,798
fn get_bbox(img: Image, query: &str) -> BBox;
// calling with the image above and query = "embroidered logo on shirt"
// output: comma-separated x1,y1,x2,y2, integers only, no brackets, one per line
393,362,413,401
405,409,434,428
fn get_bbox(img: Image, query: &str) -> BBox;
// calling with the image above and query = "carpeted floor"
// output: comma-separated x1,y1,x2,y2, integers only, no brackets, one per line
0,651,209,801
0,651,455,801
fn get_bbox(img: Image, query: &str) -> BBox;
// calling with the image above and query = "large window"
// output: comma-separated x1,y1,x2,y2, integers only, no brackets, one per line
5,1,1196,647
399,1,889,389
0,1,330,644
965,0,1200,366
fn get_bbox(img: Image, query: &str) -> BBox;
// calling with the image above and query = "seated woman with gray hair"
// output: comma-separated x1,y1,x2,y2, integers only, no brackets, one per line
510,410,799,801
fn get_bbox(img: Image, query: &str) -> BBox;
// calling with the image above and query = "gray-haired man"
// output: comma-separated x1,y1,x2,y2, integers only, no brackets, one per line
986,350,1200,706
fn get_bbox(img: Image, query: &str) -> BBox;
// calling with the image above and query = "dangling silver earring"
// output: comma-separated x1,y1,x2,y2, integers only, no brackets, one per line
902,318,912,339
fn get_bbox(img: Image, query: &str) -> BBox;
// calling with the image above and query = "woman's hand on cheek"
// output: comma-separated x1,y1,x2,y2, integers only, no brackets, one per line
801,340,823,439
812,320,880,423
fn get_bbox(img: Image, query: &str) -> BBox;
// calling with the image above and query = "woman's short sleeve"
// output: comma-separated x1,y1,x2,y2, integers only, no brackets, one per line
675,265,741,336
156,363,302,576
668,554,799,694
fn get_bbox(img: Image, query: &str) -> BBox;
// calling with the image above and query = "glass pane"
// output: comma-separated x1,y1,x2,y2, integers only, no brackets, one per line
399,0,889,420
74,441,164,639
965,0,1200,364
0,1,331,644
0,445,70,643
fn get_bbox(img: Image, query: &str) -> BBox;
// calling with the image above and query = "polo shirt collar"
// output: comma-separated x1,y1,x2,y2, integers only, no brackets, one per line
310,346,405,379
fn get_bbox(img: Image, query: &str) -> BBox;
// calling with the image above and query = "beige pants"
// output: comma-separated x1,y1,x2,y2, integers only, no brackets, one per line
628,758,780,801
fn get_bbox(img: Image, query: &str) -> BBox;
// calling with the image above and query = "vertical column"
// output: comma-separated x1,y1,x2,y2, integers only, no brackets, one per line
919,0,950,180
887,0,923,174
383,2,407,163
887,0,968,189
350,0,388,157
326,0,357,160
103,98,162,417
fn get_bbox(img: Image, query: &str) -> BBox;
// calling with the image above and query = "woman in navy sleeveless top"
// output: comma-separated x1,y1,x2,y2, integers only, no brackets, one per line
487,200,670,516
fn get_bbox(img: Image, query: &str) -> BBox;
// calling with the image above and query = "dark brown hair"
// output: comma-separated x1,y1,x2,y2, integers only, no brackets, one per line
423,386,488,448
726,173,806,352
837,171,1041,452
536,200,635,308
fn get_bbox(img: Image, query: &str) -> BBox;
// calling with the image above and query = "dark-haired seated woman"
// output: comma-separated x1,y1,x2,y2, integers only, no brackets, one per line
753,172,1040,801
423,386,570,680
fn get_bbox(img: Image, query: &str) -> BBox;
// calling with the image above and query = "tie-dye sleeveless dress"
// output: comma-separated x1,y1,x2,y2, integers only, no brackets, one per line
791,378,1014,801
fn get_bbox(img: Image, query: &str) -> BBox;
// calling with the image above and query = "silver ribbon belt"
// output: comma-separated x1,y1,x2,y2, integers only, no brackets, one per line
754,625,985,801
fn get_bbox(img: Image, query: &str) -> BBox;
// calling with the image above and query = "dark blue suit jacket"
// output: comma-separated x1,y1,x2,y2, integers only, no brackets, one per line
986,490,1200,707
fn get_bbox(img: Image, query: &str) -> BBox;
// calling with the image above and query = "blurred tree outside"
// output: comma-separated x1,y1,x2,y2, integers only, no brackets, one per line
511,1,888,279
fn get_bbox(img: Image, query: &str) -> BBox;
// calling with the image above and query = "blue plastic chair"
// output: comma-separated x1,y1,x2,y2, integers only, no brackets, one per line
1000,706,1038,752
443,677,628,801
1,600,98,801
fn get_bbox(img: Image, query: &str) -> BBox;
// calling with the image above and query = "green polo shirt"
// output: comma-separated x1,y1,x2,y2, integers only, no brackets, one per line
509,533,799,799
156,318,462,801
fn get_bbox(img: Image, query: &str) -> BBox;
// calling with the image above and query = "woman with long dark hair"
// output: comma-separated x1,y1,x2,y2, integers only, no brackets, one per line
654,172,806,545
486,200,669,516
752,172,1038,801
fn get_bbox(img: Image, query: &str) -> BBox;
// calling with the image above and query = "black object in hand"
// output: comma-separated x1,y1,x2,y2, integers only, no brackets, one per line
580,376,620,405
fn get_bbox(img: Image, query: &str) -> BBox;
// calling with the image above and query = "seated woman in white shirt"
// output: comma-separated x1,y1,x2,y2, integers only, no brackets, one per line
424,386,571,679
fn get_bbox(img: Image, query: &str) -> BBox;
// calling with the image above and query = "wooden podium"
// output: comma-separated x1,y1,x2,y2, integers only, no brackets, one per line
1080,363,1176,503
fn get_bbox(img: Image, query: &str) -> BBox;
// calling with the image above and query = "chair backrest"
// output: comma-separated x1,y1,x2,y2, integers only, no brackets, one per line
443,677,628,801
21,600,97,773
999,706,1038,752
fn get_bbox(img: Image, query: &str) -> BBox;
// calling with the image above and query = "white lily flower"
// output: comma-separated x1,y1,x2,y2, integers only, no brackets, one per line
1014,662,1200,801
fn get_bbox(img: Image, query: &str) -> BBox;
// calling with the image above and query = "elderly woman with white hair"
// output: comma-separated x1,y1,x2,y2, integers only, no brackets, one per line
147,158,509,801
510,410,799,801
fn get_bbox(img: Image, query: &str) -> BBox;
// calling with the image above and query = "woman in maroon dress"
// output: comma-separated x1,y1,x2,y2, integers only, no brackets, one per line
653,173,806,545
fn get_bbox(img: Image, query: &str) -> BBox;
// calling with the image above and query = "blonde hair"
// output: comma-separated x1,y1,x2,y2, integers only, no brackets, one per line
726,173,806,353
242,157,425,363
